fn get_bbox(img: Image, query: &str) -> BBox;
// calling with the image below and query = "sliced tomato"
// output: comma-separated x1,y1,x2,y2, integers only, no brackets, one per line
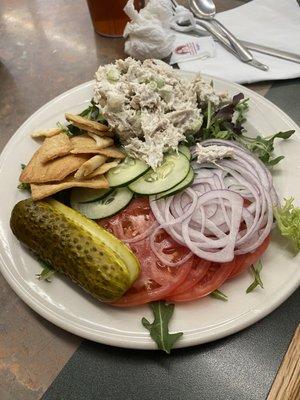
98,198,193,307
98,197,271,306
229,235,270,279
100,197,156,241
112,237,193,307
167,261,236,303
167,258,211,297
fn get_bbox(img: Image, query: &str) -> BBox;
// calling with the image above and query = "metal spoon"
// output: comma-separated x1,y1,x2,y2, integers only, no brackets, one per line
188,0,269,71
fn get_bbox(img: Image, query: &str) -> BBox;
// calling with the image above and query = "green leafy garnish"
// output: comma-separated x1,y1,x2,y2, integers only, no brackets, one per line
79,101,106,124
210,289,228,301
235,130,294,166
198,93,294,166
60,102,107,137
142,301,183,353
18,164,31,192
56,121,72,137
246,261,264,293
274,197,300,253
36,259,55,282
18,182,31,192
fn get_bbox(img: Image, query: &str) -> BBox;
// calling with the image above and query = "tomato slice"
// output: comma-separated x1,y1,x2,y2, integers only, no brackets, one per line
167,261,236,303
98,198,193,307
98,197,271,306
100,197,156,241
229,235,270,279
112,237,193,307
167,258,211,297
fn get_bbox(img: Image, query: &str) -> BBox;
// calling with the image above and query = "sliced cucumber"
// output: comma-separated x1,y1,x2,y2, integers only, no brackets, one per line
107,156,150,187
155,167,194,199
70,188,113,204
178,145,191,160
129,152,190,195
70,187,133,219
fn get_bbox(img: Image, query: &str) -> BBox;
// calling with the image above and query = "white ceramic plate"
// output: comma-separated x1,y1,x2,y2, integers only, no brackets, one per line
0,74,299,350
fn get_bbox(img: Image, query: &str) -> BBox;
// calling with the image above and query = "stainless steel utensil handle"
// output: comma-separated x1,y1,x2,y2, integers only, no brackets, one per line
190,23,300,65
211,19,253,63
194,21,268,71
194,20,240,59
241,41,300,64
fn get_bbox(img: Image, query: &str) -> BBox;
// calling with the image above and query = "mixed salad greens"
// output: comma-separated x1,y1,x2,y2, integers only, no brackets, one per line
15,59,300,353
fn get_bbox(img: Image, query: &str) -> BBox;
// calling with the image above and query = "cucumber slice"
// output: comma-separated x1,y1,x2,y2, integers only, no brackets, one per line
107,156,150,187
70,188,113,204
70,187,133,219
155,167,194,199
178,145,191,160
129,152,190,195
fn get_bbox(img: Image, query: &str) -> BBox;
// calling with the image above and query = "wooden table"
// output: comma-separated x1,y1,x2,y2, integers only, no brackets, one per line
0,1,299,399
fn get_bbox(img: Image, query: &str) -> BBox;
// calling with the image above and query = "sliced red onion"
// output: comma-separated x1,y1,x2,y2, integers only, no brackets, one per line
150,140,277,263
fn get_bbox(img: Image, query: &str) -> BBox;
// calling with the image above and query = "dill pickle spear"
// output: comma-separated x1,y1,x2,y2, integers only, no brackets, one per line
10,199,140,302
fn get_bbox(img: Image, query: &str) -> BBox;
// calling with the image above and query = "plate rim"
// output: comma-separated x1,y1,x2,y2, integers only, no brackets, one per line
0,74,299,349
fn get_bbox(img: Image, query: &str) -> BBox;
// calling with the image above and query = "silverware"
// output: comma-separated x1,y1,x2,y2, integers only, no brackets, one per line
194,21,267,71
239,41,300,65
188,0,269,71
170,0,245,60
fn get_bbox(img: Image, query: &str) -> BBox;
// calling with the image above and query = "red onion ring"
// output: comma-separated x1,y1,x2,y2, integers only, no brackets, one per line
150,140,277,263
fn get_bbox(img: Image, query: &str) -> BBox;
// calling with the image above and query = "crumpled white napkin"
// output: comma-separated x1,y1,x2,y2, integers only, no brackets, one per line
123,0,175,60
175,0,300,84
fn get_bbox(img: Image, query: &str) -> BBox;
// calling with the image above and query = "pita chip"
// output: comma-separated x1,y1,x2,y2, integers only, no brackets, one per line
39,132,73,163
31,127,63,139
87,161,120,178
31,175,109,201
65,113,113,136
87,132,114,148
20,150,90,183
70,135,114,154
74,155,107,180
91,147,126,159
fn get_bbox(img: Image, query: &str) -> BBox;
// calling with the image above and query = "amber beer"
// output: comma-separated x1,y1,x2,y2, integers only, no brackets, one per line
87,0,144,37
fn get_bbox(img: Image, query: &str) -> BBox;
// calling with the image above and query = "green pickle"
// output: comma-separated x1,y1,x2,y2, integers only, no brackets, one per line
10,199,140,302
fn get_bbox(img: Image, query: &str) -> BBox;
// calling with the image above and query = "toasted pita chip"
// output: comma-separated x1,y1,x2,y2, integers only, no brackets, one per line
87,161,120,178
65,113,113,136
74,155,107,180
39,132,73,163
31,175,109,201
70,135,114,154
31,127,62,139
87,132,115,148
20,150,90,183
92,147,126,159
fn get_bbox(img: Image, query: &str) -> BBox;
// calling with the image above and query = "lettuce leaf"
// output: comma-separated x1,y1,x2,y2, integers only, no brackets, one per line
274,197,300,253
142,301,183,353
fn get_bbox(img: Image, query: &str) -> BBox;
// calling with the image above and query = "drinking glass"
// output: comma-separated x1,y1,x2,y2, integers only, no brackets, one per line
87,0,144,37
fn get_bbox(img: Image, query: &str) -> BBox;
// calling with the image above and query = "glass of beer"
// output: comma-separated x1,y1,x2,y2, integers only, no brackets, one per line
87,0,144,38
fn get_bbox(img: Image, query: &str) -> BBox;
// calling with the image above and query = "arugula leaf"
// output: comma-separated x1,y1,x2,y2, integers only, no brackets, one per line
274,197,300,253
36,259,55,282
210,289,228,301
61,102,107,137
56,121,72,137
18,164,31,192
198,93,294,166
142,301,183,353
18,182,31,192
246,261,264,293
235,130,294,166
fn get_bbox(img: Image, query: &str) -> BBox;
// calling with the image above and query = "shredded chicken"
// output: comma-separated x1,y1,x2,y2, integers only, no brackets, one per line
94,58,225,168
195,144,234,164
